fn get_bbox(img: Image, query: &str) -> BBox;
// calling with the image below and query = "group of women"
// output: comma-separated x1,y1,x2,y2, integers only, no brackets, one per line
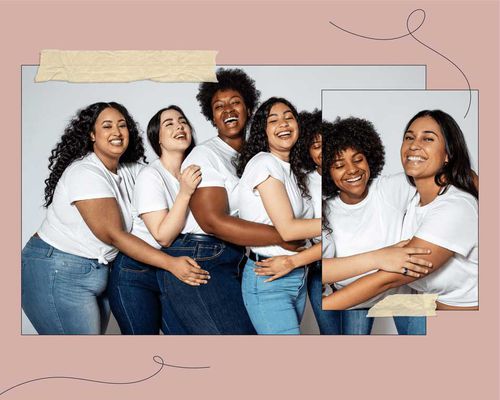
21,67,478,335
321,110,478,334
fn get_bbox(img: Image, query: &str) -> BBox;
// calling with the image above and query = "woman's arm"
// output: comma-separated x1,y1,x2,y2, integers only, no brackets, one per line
257,177,321,241
322,237,452,310
322,242,432,283
74,198,209,286
140,165,201,247
189,187,302,249
253,243,321,282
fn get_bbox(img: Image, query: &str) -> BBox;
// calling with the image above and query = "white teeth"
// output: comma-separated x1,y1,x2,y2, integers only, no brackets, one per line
174,134,186,139
224,117,238,124
407,156,425,161
346,176,362,183
277,131,291,137
109,139,123,145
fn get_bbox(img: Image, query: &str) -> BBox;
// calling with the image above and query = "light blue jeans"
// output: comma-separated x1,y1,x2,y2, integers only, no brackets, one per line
22,236,110,335
241,258,307,334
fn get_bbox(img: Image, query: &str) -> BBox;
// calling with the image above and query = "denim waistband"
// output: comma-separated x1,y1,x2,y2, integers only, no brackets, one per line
177,233,223,244
24,235,106,265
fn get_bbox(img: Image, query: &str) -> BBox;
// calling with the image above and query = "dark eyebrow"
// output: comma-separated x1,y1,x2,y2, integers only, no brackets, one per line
101,119,125,124
405,129,439,137
161,118,173,124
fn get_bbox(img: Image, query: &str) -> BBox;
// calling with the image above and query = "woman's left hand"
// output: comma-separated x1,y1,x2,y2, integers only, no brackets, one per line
254,256,296,282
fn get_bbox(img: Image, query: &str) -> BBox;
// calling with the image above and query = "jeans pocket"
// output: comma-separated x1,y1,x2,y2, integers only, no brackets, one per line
195,243,225,261
54,260,93,276
120,261,150,274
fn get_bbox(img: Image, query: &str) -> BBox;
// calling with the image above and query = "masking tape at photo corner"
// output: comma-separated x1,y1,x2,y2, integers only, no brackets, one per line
35,50,218,83
368,294,438,317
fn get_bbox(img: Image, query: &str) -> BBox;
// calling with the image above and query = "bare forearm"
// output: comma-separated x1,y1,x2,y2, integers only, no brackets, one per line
323,270,409,310
108,230,175,272
203,214,285,246
322,251,381,284
155,193,191,246
274,218,321,242
288,243,321,268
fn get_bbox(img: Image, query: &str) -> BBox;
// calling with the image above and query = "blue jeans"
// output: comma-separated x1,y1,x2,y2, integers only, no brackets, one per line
326,309,427,335
21,236,110,334
108,252,187,335
159,234,256,335
242,258,307,334
307,262,339,334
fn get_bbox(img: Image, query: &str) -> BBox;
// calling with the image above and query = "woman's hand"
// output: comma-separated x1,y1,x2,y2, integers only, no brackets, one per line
373,241,433,278
254,256,295,282
179,165,202,197
167,256,210,286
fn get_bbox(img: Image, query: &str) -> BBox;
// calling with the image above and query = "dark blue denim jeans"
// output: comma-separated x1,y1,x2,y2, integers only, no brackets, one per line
159,234,256,335
108,252,186,335
22,236,110,335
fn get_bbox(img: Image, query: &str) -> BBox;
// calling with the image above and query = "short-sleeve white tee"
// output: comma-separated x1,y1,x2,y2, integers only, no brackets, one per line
130,159,181,249
331,173,416,309
181,136,239,234
38,152,143,263
402,185,478,307
238,152,314,257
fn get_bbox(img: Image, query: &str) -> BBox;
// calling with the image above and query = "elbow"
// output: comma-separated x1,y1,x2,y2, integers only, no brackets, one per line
196,216,219,235
276,228,294,242
156,237,174,247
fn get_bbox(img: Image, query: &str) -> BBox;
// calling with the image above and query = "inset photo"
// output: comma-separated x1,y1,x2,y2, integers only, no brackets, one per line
321,89,478,335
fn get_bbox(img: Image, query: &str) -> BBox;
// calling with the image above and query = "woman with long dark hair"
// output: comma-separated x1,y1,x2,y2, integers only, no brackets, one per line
237,97,321,334
22,102,207,335
108,105,207,334
323,110,478,311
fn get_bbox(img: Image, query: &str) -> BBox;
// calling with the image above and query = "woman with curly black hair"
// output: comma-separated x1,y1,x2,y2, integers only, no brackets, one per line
21,102,208,335
159,68,299,334
236,97,321,334
324,110,478,312
321,116,429,335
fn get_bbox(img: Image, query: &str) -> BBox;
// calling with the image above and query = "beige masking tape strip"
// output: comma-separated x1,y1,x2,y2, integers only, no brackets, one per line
367,294,438,317
35,50,218,83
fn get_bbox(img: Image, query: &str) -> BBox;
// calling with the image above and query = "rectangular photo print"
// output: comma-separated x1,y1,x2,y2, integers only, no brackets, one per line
21,65,427,335
321,89,478,335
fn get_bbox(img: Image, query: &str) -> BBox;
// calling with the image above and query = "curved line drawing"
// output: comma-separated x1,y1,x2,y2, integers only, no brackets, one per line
0,355,210,398
329,8,472,118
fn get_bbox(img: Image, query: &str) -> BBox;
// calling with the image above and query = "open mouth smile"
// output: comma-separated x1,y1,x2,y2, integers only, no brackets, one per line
109,139,124,146
223,116,238,125
277,130,292,138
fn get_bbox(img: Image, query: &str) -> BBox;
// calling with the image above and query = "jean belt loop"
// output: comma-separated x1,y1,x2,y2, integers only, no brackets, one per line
45,244,54,258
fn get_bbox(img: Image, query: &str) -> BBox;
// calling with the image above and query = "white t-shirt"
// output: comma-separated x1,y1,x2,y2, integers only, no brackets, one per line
238,152,314,257
181,136,240,234
331,173,415,309
402,185,478,307
131,159,181,249
38,152,143,264
306,170,322,244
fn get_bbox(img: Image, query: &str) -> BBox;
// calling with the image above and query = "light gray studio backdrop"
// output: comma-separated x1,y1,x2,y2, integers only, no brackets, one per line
22,65,425,335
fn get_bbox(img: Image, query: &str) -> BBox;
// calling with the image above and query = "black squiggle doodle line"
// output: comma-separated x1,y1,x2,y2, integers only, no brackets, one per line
329,9,472,119
0,355,209,398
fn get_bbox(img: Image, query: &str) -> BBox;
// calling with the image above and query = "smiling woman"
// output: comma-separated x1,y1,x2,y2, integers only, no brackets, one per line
323,110,478,313
21,102,207,335
236,97,321,334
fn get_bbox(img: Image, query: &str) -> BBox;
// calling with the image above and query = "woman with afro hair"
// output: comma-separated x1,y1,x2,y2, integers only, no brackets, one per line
159,69,300,334
320,116,429,335
236,97,321,334
22,102,208,335
324,110,478,312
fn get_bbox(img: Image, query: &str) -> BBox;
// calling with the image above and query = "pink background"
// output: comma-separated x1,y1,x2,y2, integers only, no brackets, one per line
1,1,498,399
